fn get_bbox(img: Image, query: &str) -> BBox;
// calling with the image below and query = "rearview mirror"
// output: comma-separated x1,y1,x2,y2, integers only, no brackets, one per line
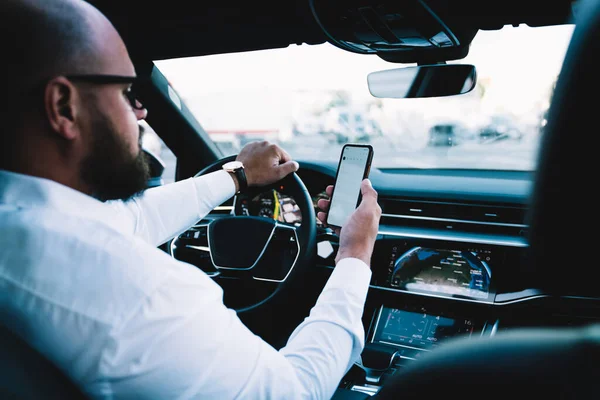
367,64,476,99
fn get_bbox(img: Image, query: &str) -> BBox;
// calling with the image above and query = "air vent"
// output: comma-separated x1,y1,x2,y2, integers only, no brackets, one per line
380,198,528,236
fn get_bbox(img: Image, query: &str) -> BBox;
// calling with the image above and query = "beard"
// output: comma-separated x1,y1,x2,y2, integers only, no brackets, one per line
80,111,150,202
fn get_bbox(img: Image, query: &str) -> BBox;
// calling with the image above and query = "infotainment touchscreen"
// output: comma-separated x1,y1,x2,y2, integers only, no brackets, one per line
372,307,476,351
386,246,492,299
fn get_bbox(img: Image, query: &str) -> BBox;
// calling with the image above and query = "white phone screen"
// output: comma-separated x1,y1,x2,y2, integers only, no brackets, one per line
327,146,371,228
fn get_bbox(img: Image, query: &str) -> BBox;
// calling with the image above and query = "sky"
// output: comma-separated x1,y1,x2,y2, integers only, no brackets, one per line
154,24,575,133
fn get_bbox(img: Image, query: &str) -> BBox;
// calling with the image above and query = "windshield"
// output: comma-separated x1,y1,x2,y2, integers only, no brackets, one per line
155,24,574,171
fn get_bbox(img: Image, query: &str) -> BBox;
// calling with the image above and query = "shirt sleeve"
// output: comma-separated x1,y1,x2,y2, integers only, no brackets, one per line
96,254,371,400
105,170,236,246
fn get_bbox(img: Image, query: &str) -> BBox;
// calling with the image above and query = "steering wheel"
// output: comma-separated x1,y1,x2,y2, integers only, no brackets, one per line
170,155,316,313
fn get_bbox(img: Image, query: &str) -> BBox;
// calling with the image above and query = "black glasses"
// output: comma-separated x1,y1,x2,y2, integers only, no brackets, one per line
65,74,144,110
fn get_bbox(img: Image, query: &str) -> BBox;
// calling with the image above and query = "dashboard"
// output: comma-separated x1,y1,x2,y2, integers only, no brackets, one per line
224,162,600,395
210,162,596,314
182,161,600,397
229,165,526,306
234,187,500,303
234,186,329,227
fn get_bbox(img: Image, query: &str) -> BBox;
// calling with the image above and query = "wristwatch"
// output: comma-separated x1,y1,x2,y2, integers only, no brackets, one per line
222,160,248,193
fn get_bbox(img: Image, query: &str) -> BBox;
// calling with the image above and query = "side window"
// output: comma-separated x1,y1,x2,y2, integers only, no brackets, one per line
140,120,177,185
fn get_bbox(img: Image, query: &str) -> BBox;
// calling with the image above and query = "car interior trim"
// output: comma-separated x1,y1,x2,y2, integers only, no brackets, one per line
184,245,211,252
377,225,528,247
490,319,499,336
381,213,528,228
213,206,234,212
369,285,495,304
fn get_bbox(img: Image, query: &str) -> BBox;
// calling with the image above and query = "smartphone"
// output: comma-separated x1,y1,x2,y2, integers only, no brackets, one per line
326,144,374,229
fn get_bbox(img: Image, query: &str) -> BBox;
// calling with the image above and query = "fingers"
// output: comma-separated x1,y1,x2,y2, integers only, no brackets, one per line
317,197,330,227
317,211,327,224
317,212,340,235
276,160,300,179
268,142,297,177
317,198,330,212
357,179,381,217
277,146,292,164
360,179,378,202
316,186,335,228
267,142,291,164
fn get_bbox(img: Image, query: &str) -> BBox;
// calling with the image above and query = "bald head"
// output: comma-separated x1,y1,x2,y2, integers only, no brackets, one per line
0,0,138,172
1,0,136,110
1,0,105,99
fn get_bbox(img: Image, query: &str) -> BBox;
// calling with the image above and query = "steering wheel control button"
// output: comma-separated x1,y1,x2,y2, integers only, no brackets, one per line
171,225,217,276
179,226,208,246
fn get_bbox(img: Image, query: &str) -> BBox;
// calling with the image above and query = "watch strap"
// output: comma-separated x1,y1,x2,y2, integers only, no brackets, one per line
232,166,248,193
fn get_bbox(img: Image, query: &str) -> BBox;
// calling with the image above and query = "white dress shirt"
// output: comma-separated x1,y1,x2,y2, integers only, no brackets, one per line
0,168,372,399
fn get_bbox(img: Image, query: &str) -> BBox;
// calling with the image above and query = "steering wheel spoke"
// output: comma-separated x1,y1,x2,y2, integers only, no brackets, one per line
250,223,300,282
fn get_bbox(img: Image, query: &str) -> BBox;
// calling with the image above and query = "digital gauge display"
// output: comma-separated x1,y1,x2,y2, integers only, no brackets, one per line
238,189,302,225
387,246,492,298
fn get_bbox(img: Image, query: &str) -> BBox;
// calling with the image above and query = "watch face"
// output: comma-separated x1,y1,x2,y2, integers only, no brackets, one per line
223,160,243,171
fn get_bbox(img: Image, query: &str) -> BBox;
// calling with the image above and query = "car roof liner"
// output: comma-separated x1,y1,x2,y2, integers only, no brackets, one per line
89,0,574,62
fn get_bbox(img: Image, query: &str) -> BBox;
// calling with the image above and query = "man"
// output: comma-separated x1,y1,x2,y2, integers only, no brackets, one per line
0,0,381,399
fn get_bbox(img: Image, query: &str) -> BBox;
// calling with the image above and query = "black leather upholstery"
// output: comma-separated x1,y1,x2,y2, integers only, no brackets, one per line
376,324,600,399
0,325,86,399
526,0,600,297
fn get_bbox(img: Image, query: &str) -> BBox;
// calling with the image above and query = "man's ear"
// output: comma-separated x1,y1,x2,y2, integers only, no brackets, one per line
44,76,81,140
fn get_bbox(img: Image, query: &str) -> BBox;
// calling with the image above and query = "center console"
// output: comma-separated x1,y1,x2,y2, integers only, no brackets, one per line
337,237,506,397
340,304,491,397
370,306,479,355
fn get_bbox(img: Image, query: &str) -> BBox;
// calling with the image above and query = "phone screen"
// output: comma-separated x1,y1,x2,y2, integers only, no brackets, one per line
327,145,372,228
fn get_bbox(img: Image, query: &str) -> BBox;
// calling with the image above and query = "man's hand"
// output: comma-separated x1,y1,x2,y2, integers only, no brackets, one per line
236,141,300,187
317,179,382,266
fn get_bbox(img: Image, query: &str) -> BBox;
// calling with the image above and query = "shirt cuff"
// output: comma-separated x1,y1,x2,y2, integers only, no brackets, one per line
324,257,372,298
190,170,237,217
